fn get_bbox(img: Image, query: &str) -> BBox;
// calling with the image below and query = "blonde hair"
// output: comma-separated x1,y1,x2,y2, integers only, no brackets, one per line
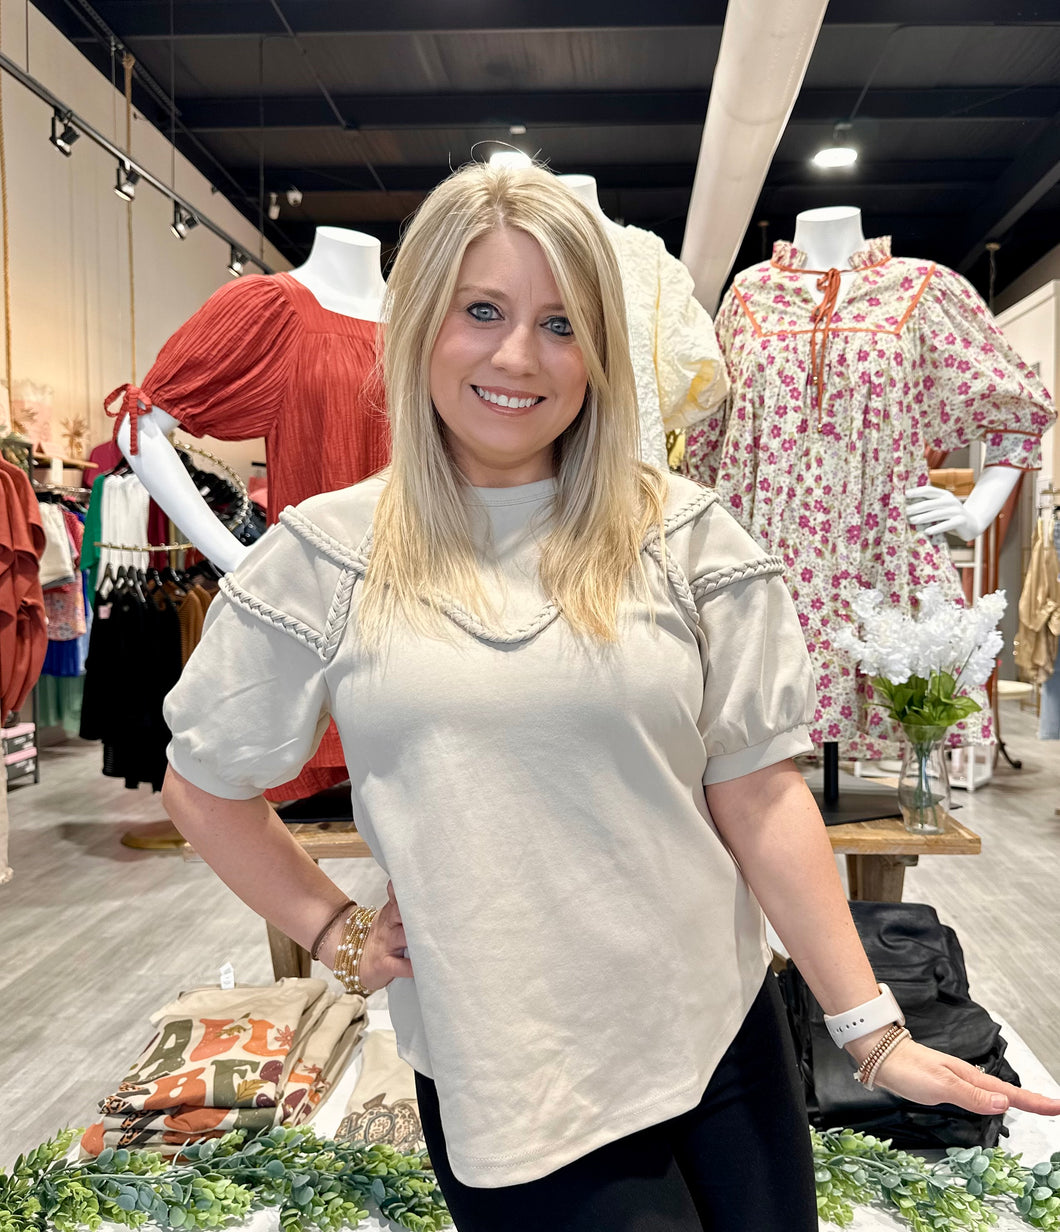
359,161,668,646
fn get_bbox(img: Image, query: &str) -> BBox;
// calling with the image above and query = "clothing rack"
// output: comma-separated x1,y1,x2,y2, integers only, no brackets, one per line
93,538,194,552
33,481,92,498
32,451,97,469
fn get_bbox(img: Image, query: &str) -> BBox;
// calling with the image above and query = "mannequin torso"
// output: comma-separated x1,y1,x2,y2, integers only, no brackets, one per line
117,227,387,571
787,206,1019,540
288,227,386,321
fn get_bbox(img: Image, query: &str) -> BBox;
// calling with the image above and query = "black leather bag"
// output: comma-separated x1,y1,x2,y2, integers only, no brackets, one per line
776,900,1019,1148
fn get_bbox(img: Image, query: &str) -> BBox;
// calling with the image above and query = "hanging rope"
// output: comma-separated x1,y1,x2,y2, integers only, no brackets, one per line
123,50,136,382
0,1,13,417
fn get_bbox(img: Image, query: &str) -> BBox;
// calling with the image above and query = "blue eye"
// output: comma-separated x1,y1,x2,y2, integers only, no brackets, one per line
467,302,501,322
546,317,574,337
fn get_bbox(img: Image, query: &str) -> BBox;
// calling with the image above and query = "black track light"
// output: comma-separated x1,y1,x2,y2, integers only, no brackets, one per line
170,202,198,239
115,161,141,202
227,244,247,277
49,109,79,156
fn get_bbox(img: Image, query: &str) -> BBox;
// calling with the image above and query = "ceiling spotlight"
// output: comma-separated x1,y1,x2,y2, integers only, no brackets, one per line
227,244,247,277
114,160,141,201
813,122,858,169
489,150,532,170
508,124,526,136
170,202,198,239
50,109,79,156
285,185,303,207
268,191,281,221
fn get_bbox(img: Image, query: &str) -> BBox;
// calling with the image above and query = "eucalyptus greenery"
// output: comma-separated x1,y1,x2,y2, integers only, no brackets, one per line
813,1126,1060,1230
7,1123,1060,1231
0,1125,451,1232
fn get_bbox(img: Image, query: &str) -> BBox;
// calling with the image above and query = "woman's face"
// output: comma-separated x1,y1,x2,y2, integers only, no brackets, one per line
429,226,588,487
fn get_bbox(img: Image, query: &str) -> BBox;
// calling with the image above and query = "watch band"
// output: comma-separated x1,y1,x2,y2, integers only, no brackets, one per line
824,982,905,1046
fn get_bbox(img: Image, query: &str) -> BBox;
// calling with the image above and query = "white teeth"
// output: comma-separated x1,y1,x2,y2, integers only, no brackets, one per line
473,385,540,409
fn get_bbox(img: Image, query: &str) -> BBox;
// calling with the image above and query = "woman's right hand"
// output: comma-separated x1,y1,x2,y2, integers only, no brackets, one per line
323,880,414,993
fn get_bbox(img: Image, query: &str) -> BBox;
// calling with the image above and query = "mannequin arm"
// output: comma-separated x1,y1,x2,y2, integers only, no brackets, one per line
116,406,250,573
904,467,1021,539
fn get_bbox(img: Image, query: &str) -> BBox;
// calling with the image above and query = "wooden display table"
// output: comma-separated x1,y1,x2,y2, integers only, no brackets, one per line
185,811,981,979
827,808,981,901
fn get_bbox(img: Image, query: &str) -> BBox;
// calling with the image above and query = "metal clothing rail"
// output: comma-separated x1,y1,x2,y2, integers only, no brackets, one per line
0,49,273,275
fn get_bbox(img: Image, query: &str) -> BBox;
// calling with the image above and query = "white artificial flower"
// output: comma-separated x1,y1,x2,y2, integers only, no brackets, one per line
914,583,945,618
838,584,1006,691
972,590,1007,640
850,589,884,620
957,629,1004,688
874,646,913,684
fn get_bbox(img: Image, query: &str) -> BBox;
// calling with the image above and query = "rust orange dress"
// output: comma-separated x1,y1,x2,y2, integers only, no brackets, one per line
107,272,389,799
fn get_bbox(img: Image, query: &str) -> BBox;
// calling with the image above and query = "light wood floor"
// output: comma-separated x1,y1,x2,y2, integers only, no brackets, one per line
1,701,1057,1164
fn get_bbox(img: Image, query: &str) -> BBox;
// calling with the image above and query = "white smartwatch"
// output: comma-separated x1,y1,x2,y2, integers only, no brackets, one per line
824,983,905,1046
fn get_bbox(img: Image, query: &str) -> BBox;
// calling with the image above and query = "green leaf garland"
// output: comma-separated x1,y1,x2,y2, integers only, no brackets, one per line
0,1126,451,1232
5,1123,1060,1231
813,1127,1060,1230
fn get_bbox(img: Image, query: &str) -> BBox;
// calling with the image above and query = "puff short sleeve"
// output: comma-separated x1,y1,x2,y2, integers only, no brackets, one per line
139,275,300,440
655,250,729,434
918,264,1055,470
163,515,341,799
685,498,817,784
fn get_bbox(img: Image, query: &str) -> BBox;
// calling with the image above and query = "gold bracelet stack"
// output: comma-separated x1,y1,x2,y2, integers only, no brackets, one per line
333,904,379,995
852,1024,911,1090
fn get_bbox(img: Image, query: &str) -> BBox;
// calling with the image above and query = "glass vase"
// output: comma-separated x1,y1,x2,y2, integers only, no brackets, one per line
897,725,951,835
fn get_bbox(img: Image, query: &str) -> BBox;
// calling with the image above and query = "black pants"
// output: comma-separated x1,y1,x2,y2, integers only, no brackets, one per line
415,972,819,1231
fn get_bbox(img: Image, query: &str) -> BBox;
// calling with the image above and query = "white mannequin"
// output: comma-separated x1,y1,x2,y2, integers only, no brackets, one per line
557,174,612,230
791,205,866,311
791,206,1019,540
116,228,387,572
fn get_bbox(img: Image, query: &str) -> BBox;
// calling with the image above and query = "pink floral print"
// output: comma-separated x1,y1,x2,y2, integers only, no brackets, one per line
685,237,1055,758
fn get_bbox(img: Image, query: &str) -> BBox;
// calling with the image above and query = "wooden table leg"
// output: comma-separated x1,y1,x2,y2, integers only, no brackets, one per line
267,920,311,980
846,853,919,902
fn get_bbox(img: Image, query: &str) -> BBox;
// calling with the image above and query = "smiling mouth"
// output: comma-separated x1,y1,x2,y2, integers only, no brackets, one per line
472,384,545,410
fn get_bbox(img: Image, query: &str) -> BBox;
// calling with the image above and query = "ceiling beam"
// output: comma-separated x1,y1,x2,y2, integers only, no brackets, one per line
178,87,1060,134
78,0,1058,38
956,111,1060,271
77,0,728,39
229,158,1012,196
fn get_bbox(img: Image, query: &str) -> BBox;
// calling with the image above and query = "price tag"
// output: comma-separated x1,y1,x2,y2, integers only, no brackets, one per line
219,961,235,990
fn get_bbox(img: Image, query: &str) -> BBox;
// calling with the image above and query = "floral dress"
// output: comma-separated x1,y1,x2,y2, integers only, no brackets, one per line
685,237,1055,758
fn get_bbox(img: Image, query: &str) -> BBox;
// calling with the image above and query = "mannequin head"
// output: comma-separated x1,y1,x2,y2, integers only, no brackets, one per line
557,174,608,224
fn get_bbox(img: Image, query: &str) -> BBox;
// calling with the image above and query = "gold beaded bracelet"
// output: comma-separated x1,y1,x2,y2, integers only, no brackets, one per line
852,1024,911,1091
333,904,379,996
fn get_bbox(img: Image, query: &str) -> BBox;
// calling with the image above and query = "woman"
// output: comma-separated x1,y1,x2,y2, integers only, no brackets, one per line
161,163,1059,1231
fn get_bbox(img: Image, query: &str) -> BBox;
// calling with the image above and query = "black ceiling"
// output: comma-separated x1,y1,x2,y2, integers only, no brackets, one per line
31,0,1060,301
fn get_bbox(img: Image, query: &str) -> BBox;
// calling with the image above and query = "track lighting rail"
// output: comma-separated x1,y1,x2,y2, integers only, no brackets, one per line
0,48,273,275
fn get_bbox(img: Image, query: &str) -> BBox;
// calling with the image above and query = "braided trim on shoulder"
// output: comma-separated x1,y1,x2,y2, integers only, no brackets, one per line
690,555,785,601
280,507,370,573
642,539,699,631
643,486,717,550
219,574,326,658
321,567,357,660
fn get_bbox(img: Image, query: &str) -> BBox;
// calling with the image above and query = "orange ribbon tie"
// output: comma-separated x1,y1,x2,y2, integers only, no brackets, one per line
103,383,149,455
809,267,842,425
